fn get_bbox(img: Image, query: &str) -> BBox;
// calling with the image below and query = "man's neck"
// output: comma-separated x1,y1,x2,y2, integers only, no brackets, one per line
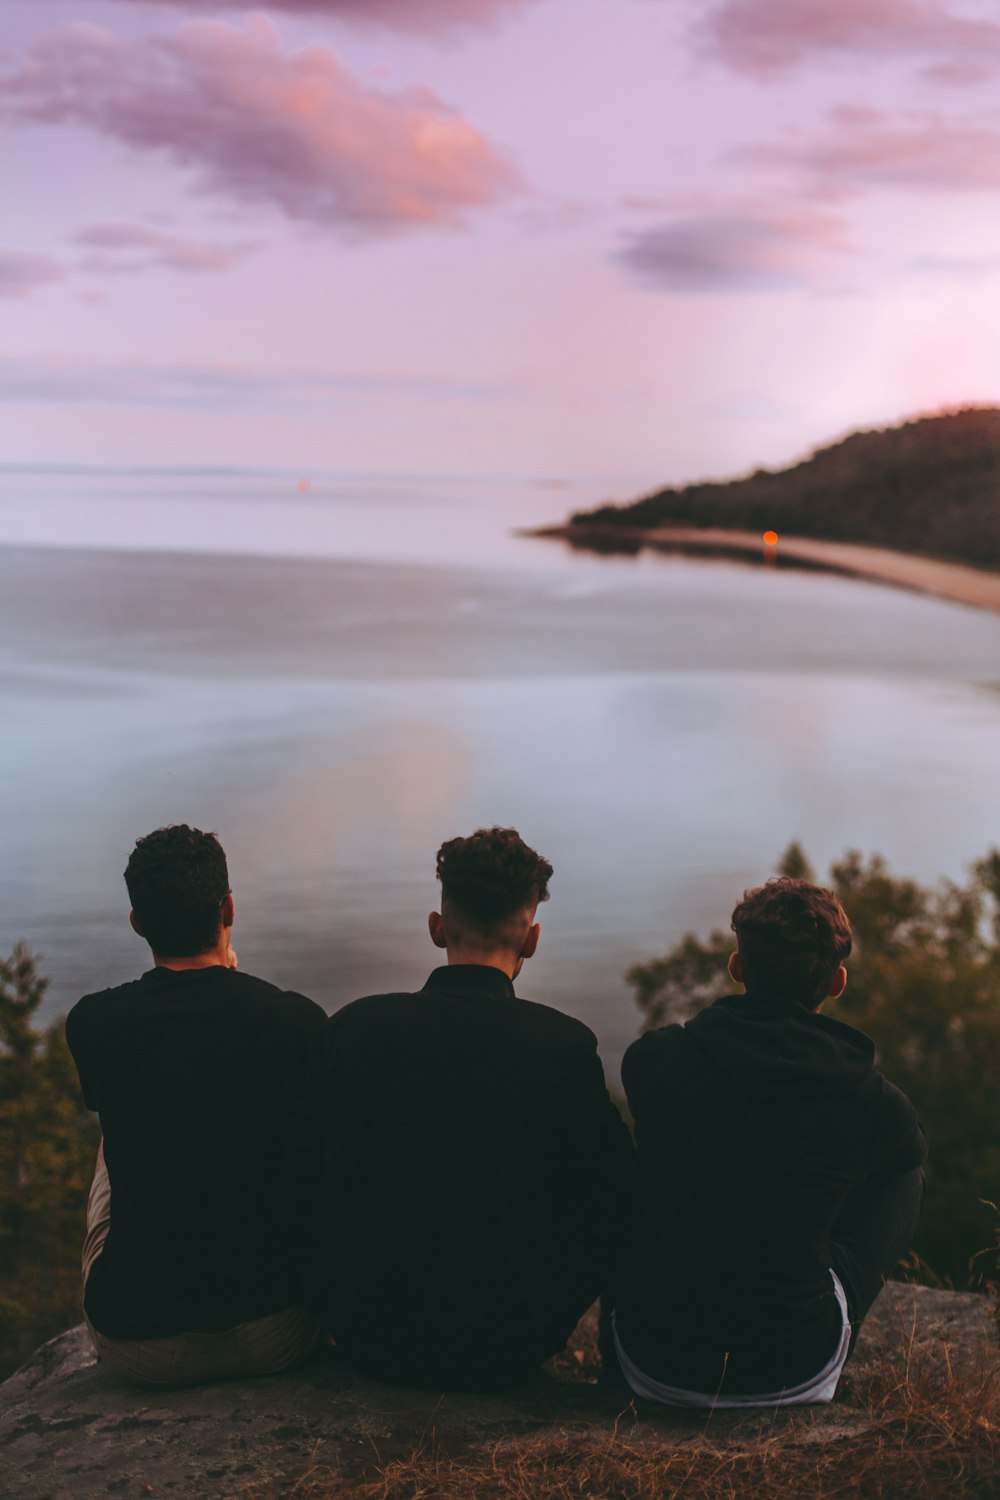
153,947,229,972
444,949,520,980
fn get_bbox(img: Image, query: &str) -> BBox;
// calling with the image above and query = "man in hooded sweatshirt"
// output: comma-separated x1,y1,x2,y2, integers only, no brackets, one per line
612,877,926,1407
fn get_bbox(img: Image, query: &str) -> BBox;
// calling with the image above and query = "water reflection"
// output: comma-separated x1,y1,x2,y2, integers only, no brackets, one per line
2,541,1000,1080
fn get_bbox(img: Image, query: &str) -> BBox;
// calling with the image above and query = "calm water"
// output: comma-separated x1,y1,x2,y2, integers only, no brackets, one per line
3,469,1000,1079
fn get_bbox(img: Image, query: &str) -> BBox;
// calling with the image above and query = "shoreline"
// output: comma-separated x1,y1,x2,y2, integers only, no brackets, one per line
526,523,1000,616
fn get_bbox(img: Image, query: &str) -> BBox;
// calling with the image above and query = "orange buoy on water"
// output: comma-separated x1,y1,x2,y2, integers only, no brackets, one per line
762,530,779,547
297,478,312,494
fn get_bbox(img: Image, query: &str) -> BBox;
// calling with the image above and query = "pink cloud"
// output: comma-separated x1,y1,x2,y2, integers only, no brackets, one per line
0,249,64,299
618,204,852,293
735,107,1000,196
76,222,258,274
5,18,516,234
697,0,1000,82
82,0,531,33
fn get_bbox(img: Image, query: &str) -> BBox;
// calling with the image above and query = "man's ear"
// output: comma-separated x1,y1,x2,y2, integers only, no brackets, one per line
428,911,448,950
519,923,540,962
727,951,744,986
129,910,145,939
221,892,235,931
827,964,848,1002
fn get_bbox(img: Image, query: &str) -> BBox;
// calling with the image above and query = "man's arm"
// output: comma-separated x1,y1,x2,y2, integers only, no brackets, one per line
548,1025,636,1274
64,1004,98,1112
870,1079,928,1178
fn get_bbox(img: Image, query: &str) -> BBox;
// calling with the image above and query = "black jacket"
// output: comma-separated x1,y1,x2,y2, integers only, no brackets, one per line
293,964,635,1390
614,992,927,1394
67,965,326,1340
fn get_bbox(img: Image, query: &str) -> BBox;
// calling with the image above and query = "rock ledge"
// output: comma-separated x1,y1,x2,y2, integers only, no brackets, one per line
0,1285,993,1499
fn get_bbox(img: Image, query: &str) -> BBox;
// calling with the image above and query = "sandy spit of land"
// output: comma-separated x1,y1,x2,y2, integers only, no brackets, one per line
529,523,1000,615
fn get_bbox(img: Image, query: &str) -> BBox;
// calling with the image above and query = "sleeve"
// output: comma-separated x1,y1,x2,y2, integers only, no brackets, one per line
621,1026,680,1122
64,1004,98,1112
869,1078,929,1178
277,1008,339,1248
549,1024,637,1279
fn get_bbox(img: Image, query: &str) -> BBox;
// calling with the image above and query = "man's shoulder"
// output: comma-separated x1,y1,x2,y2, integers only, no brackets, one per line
327,987,597,1048
623,1023,688,1064
209,969,328,1032
517,994,599,1048
67,977,147,1032
67,968,325,1031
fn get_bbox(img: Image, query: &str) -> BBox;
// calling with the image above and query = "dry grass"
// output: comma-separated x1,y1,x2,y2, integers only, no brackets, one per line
248,1338,1000,1500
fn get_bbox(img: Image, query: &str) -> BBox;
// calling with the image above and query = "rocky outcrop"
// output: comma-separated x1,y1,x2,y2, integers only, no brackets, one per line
0,1285,994,1500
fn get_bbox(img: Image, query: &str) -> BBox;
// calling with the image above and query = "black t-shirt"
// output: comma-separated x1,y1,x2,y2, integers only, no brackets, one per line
66,964,326,1340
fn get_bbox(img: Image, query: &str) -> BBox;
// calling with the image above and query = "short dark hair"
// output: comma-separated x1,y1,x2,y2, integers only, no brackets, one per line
124,825,230,958
731,877,852,1007
435,827,552,937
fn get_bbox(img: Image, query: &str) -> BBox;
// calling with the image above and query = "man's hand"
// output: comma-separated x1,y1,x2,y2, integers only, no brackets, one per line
226,944,239,970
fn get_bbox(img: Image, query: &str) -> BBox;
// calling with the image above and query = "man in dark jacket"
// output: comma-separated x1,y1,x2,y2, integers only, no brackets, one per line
613,877,926,1407
66,824,326,1386
296,826,634,1391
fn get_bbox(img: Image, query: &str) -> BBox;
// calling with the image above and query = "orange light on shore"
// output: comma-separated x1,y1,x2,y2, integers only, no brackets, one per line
297,478,312,494
762,530,779,547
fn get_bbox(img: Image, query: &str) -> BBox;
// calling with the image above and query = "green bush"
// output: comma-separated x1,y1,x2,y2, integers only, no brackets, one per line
0,945,99,1378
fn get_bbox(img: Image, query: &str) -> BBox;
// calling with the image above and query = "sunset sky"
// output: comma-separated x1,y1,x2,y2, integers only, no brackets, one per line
5,0,1000,496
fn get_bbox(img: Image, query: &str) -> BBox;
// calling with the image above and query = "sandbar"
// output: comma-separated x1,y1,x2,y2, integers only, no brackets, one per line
528,524,1000,615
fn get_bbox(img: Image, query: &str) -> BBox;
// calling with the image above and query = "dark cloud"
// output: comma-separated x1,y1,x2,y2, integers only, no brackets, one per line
5,18,517,236
0,249,64,299
696,0,1000,84
618,205,851,293
83,0,531,33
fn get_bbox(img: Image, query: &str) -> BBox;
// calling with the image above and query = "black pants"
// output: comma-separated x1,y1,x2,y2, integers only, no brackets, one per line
600,1166,925,1383
831,1167,925,1354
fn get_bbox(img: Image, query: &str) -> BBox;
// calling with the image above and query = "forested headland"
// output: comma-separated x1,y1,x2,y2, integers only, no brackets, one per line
570,408,1000,570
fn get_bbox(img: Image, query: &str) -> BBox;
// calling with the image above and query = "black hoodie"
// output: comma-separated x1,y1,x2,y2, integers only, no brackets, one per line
614,992,927,1395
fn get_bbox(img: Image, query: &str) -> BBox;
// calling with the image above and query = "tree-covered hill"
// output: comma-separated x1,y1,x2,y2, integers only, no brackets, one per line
572,408,1000,570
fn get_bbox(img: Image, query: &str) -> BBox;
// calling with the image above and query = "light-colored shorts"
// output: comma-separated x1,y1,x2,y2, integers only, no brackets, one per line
613,1271,851,1409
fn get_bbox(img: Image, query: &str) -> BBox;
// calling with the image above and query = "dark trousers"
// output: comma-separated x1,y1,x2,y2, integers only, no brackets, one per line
831,1167,925,1354
600,1166,925,1383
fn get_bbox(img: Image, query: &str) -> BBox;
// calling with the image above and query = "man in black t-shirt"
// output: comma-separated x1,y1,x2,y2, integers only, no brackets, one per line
614,877,927,1408
66,824,326,1386
295,827,635,1391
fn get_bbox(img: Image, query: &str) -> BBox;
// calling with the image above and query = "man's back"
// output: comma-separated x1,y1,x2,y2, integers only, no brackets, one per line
616,994,926,1394
67,965,326,1340
299,964,633,1389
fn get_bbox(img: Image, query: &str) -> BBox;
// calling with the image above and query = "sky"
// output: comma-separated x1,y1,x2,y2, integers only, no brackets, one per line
5,0,1000,498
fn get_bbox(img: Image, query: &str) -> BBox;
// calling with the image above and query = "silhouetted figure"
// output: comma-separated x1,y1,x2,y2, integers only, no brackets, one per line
66,824,325,1386
295,827,634,1391
613,877,926,1407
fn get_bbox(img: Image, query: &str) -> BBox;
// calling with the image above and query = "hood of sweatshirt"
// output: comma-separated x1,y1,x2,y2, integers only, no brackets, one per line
683,991,877,1101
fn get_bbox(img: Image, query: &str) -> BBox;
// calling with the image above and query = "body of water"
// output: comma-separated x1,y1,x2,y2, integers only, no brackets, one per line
3,468,1000,1080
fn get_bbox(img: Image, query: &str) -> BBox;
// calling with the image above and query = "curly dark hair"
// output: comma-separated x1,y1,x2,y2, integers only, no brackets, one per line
731,877,852,1007
435,827,552,931
124,824,230,958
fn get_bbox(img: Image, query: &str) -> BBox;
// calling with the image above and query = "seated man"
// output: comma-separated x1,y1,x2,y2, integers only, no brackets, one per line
66,824,326,1386
613,877,927,1408
295,826,634,1391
